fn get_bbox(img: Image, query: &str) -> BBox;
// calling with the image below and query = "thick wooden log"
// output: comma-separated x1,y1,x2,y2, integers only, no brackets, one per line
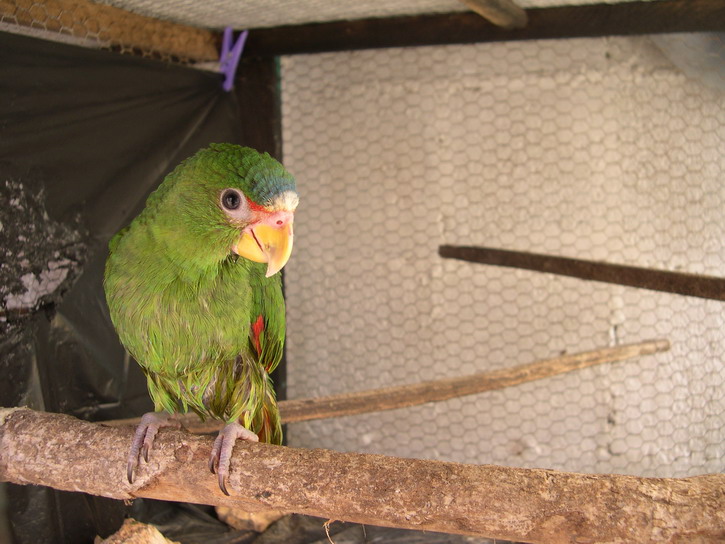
1,408,723,543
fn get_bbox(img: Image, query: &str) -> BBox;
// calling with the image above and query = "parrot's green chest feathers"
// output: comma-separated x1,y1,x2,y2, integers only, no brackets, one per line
104,144,298,446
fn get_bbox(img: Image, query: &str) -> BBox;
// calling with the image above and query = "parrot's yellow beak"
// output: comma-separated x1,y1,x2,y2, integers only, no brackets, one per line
234,220,294,278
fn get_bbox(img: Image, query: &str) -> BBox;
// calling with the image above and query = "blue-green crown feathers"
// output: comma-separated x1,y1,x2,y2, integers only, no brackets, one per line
207,143,296,206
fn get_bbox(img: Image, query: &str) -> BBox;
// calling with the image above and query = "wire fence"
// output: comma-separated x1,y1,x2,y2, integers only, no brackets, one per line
3,0,724,479
281,34,725,478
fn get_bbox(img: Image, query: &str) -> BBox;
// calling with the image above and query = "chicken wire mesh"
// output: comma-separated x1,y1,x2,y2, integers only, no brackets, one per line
91,0,654,31
280,35,725,477
3,0,723,481
0,0,215,64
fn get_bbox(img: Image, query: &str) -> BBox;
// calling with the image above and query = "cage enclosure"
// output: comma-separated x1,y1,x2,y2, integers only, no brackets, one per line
1,1,724,543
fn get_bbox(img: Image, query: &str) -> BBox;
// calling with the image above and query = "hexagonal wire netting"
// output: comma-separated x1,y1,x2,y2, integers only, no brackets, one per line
0,0,205,64
3,1,722,479
280,35,725,477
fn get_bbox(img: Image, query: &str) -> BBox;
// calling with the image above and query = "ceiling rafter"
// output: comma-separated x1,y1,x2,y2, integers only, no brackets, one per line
1,0,723,63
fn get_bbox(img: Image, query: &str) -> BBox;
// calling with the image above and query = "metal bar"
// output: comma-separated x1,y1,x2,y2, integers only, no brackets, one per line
439,245,725,301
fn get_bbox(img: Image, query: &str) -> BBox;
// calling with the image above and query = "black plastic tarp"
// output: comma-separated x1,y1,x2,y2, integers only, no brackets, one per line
0,28,517,544
0,29,249,543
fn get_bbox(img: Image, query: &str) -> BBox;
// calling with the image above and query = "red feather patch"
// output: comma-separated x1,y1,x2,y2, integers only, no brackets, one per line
252,315,264,356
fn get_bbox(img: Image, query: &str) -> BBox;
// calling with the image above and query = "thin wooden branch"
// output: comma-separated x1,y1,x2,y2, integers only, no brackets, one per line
1,408,723,543
1,0,219,62
279,339,669,423
458,0,527,29
105,339,670,433
439,245,725,302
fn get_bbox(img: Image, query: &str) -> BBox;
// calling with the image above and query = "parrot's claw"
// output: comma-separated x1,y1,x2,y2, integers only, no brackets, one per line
209,421,259,495
127,411,179,484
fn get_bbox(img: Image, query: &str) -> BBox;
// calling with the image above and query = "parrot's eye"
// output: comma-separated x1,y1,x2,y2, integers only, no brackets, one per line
221,189,242,210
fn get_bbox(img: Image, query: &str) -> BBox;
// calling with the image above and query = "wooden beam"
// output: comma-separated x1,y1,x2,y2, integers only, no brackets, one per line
244,0,725,56
459,0,527,30
439,245,725,302
2,408,724,542
4,0,723,61
234,56,283,160
1,0,219,62
232,55,287,418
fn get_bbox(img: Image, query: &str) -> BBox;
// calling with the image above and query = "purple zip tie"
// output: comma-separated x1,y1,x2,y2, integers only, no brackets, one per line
220,27,248,92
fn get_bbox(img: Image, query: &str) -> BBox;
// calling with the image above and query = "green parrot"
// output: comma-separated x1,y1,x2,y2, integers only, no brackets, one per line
104,143,298,494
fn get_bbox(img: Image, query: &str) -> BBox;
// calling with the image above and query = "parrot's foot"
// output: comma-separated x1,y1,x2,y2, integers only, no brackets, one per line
209,421,259,495
127,411,180,484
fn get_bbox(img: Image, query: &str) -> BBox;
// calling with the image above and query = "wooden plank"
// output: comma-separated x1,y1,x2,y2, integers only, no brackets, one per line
439,245,725,301
459,0,527,29
244,0,725,56
1,0,219,62
234,57,283,160
233,56,288,411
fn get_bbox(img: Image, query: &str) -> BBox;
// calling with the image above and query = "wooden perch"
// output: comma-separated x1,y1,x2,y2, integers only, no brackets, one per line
1,407,724,543
440,245,725,302
459,0,528,29
106,339,670,433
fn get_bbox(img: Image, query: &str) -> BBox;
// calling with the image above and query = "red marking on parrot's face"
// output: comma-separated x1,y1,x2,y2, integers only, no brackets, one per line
246,197,266,213
245,197,294,229
252,315,264,356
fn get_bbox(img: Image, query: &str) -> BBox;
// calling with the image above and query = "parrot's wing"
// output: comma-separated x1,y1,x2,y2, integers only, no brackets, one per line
250,275,286,375
243,276,285,444
108,225,130,254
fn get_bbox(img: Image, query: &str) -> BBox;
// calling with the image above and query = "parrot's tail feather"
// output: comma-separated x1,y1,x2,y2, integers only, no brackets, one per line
143,355,282,444
256,390,283,445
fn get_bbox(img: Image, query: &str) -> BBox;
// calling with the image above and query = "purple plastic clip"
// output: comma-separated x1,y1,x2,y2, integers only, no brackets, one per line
220,27,248,92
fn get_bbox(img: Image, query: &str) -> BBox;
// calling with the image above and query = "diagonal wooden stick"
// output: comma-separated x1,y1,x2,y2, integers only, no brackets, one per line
106,339,669,433
439,245,725,301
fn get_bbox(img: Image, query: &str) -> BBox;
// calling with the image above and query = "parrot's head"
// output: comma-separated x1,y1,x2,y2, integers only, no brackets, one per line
158,143,298,278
